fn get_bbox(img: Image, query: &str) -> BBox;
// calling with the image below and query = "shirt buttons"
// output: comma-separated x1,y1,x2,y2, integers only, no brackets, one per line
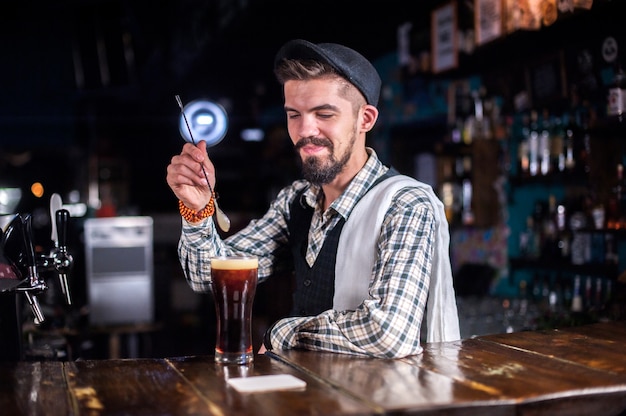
303,279,311,287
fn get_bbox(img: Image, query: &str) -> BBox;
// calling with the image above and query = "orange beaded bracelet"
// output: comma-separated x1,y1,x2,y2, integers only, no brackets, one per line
178,194,215,223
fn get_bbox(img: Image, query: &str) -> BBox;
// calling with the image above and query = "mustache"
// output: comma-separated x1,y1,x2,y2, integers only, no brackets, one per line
294,136,333,151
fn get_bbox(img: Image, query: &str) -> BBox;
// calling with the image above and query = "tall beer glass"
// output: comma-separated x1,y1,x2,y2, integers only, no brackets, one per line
210,256,258,364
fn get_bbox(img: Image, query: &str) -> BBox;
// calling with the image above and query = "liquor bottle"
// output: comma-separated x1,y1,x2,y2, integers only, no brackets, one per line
607,163,625,229
563,113,576,172
541,195,558,259
566,84,590,176
518,114,531,177
593,277,603,311
462,89,489,144
519,216,540,259
461,177,475,226
540,274,551,312
539,110,552,176
571,275,583,313
531,272,543,304
532,200,547,256
569,209,591,265
560,274,573,311
456,155,474,225
548,277,560,314
439,159,461,225
555,202,571,259
550,114,566,173
528,110,540,177
472,88,492,140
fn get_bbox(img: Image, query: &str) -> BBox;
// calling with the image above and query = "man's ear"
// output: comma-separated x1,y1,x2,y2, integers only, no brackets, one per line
360,104,379,133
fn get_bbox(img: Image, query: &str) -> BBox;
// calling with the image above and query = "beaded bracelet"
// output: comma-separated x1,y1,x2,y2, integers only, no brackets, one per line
178,194,215,223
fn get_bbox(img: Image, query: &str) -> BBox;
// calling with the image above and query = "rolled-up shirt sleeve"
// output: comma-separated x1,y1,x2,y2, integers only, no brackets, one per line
177,182,305,293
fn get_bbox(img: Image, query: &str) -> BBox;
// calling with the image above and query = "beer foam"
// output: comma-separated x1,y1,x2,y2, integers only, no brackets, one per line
210,257,258,270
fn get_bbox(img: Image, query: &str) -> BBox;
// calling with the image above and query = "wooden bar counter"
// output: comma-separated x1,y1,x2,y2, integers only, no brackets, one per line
1,321,626,415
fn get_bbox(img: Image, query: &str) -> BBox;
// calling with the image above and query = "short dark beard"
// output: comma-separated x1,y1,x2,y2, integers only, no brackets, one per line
295,135,353,185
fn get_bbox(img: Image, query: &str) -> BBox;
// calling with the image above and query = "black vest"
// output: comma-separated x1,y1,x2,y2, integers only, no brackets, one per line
286,167,399,316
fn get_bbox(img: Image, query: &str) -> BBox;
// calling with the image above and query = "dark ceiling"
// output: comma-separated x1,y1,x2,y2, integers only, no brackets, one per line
0,0,435,213
0,0,428,145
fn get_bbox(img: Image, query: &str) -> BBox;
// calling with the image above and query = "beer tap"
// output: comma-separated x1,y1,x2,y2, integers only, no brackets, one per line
0,198,75,359
53,208,72,305
35,194,73,305
15,214,47,324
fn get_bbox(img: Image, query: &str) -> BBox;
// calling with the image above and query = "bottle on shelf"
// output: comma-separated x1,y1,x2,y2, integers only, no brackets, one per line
461,177,475,226
458,155,475,226
560,275,573,311
571,275,583,313
541,195,558,259
593,277,604,312
539,110,552,176
563,112,576,172
569,209,591,266
518,113,531,177
528,110,540,177
605,233,619,265
555,202,571,260
550,114,566,173
548,276,561,314
607,163,625,229
604,279,613,312
472,87,492,141
519,216,540,259
439,158,461,225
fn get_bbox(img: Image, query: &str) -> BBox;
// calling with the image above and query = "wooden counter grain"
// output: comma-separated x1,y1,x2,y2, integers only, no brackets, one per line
0,361,69,415
271,321,626,415
1,321,625,415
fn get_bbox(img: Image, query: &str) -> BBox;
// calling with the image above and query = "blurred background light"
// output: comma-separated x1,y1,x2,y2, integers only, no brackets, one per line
178,99,229,148
241,128,264,142
31,182,44,198
0,188,22,215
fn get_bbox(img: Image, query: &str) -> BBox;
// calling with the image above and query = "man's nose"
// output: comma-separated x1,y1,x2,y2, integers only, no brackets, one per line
296,115,319,138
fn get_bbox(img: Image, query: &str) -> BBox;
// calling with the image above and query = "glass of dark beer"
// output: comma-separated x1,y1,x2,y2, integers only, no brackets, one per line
210,256,258,364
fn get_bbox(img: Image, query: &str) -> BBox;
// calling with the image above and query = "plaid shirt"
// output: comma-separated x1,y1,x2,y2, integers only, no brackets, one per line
178,148,436,358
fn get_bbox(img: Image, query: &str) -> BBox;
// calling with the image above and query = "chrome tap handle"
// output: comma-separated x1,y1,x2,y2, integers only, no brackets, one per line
24,291,44,325
18,214,47,323
56,209,69,255
54,209,73,305
19,214,40,287
58,272,71,305
49,193,63,248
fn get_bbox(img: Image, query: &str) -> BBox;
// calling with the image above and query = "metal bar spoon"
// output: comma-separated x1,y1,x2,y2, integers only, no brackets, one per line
175,95,231,232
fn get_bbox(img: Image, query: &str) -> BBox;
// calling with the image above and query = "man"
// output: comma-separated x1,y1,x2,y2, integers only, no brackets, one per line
166,39,460,358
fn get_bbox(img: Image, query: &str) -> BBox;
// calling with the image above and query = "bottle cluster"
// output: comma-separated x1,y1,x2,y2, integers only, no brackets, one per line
439,86,507,227
439,154,474,227
516,272,615,331
518,194,620,267
516,108,590,179
524,273,612,314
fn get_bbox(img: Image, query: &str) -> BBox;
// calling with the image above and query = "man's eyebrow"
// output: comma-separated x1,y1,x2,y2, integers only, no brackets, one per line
284,104,340,112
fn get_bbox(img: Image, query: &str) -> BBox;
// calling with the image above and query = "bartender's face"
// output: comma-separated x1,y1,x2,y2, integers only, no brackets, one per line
283,77,362,185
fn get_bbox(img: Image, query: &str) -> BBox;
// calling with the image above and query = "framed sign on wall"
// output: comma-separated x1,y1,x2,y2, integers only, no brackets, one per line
475,0,504,46
431,1,458,73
